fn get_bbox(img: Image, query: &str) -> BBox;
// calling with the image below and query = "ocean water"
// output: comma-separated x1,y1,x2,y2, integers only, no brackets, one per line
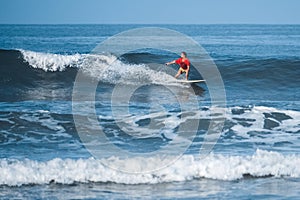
0,24,300,199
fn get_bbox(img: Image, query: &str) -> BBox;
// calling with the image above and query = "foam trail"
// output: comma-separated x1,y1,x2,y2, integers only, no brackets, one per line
224,106,300,141
1,150,300,186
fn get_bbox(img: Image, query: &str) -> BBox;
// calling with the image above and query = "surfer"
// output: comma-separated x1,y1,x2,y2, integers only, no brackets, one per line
165,52,190,80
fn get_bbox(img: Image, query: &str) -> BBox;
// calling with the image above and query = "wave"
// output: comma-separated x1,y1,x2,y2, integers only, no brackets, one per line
0,49,182,101
217,57,300,92
0,49,178,85
1,48,299,86
0,149,299,186
1,48,299,101
20,49,83,72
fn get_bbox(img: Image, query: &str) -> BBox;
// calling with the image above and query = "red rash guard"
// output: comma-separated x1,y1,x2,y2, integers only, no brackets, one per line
175,58,190,70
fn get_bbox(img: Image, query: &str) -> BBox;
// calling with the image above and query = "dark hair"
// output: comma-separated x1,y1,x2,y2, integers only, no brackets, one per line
181,51,187,57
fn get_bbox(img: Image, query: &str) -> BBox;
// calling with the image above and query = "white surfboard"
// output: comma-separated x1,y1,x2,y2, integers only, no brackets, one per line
175,79,205,83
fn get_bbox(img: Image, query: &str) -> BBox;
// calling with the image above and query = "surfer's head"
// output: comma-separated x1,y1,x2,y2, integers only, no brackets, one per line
181,51,187,58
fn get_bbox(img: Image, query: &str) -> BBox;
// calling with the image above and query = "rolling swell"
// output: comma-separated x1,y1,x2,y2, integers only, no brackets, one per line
0,48,299,101
122,52,300,98
0,49,77,101
218,58,300,85
217,57,300,100
0,49,78,85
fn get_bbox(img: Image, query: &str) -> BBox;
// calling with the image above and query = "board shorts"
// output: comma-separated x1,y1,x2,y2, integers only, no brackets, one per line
179,68,188,74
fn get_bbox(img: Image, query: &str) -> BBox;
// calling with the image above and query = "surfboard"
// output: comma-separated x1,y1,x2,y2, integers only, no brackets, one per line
175,79,205,83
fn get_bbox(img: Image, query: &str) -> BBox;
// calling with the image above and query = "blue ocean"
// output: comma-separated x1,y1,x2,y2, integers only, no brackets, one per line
0,24,300,199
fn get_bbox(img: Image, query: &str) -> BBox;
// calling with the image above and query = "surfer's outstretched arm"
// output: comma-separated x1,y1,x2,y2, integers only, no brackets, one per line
165,60,176,65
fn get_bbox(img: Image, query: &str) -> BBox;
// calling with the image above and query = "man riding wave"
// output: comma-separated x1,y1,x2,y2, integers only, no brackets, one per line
165,52,190,80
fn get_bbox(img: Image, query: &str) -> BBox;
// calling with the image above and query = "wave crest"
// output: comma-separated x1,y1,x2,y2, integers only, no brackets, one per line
20,49,83,72
19,49,177,85
1,150,300,186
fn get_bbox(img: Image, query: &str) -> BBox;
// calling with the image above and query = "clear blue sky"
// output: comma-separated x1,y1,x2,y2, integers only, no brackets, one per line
0,0,299,24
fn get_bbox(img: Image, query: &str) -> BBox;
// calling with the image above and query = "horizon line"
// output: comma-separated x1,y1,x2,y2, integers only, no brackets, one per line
1,23,300,25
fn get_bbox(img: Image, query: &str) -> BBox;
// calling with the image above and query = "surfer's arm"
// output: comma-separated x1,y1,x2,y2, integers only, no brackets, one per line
165,60,176,65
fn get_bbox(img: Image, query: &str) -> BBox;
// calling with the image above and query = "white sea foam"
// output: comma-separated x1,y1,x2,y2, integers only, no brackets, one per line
1,149,300,186
78,53,177,85
20,50,179,85
20,49,83,71
103,105,300,140
223,106,300,144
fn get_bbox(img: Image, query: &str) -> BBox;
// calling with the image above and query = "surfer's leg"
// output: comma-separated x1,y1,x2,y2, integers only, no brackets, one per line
185,71,189,80
175,69,182,78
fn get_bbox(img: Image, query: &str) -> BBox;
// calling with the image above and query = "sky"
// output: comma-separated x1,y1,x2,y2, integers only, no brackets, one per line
0,0,299,24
